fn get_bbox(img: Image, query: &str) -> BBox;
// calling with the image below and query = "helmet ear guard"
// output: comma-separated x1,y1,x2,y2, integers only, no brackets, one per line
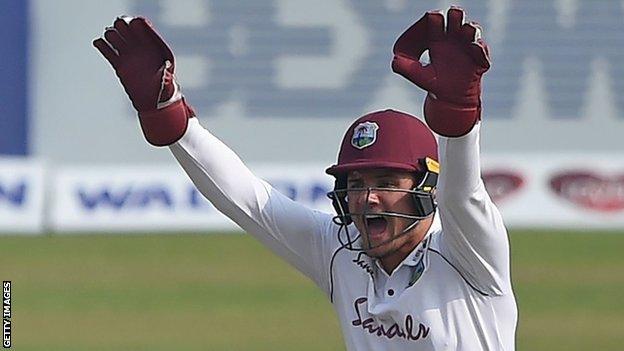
328,177,352,225
410,157,439,218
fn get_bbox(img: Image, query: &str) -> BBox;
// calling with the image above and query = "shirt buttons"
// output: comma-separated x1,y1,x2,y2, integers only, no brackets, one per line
387,289,394,296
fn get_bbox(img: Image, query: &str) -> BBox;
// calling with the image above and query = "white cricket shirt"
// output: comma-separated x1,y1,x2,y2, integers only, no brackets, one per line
169,117,518,350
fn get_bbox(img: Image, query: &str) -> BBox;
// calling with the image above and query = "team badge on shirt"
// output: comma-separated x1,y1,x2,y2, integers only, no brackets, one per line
351,122,379,149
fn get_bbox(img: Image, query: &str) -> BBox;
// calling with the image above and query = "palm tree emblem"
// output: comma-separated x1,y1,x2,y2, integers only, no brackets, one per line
351,122,379,149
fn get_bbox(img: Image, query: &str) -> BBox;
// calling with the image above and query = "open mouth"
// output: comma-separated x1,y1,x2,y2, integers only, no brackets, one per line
364,214,388,240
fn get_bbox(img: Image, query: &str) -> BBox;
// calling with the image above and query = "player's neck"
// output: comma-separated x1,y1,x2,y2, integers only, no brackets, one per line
379,216,433,274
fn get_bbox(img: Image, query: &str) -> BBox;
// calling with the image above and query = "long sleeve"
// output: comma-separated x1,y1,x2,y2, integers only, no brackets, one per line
435,122,512,296
168,118,335,295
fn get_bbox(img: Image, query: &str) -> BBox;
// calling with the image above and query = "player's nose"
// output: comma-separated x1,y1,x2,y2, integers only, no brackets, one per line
362,188,382,207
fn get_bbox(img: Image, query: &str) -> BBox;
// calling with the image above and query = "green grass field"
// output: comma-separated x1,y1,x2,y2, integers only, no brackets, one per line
1,230,623,350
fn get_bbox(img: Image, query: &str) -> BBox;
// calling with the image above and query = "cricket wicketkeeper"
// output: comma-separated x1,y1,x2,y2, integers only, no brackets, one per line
94,7,517,350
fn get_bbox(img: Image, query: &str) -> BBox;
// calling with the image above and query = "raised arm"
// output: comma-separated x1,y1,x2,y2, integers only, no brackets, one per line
92,17,335,293
170,118,334,293
392,8,511,295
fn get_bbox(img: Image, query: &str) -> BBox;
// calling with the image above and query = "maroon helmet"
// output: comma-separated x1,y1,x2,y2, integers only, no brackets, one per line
326,109,440,228
326,109,438,177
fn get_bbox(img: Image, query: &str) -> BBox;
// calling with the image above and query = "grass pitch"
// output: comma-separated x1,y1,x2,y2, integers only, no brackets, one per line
1,230,623,350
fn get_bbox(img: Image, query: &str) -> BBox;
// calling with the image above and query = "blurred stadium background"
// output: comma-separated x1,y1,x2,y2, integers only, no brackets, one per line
2,0,624,349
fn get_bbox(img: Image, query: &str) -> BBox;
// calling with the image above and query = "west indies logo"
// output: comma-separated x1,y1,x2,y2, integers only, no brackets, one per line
550,171,624,212
482,171,525,203
351,122,379,149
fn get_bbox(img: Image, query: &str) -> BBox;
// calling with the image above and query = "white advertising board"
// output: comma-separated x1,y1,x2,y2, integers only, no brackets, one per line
0,158,45,234
48,155,624,233
50,164,334,233
482,154,624,229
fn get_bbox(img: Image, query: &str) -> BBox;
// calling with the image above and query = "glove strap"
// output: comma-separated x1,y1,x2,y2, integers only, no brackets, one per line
424,94,481,137
138,98,195,146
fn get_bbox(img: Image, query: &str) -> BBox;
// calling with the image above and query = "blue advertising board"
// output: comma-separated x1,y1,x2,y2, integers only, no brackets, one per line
0,0,29,155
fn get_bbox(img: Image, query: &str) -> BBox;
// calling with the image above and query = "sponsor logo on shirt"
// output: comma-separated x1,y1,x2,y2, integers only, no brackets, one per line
351,297,430,342
352,252,374,278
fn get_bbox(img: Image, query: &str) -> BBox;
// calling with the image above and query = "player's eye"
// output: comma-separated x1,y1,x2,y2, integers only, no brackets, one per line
379,180,398,188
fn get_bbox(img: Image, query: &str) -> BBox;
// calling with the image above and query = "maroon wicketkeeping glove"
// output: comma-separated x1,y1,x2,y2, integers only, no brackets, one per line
392,7,491,137
93,16,195,146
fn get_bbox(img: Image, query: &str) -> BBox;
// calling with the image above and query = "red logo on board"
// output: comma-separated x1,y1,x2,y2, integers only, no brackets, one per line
550,172,624,212
482,171,524,204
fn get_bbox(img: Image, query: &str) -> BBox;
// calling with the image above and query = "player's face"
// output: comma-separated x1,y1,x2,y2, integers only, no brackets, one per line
346,169,429,260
